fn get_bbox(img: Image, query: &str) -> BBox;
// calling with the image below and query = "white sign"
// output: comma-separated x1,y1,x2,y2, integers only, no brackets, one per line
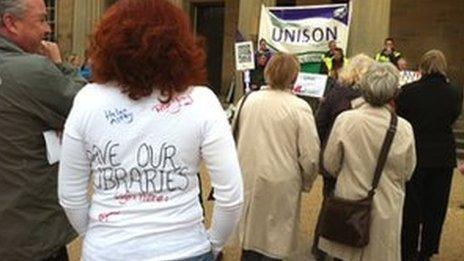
399,70,421,87
235,41,255,71
293,72,328,98
43,130,62,164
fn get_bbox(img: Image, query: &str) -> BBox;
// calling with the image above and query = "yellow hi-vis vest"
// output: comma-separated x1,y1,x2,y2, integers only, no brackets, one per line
323,57,349,71
375,51,402,63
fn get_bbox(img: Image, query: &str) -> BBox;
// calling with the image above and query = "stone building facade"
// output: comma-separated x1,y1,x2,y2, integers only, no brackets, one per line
54,0,463,99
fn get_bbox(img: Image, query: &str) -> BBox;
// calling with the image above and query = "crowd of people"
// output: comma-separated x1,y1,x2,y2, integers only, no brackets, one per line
0,0,462,261
245,36,462,261
250,37,406,90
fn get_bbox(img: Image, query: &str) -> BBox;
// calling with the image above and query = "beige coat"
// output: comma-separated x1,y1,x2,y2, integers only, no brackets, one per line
234,89,320,259
318,104,416,261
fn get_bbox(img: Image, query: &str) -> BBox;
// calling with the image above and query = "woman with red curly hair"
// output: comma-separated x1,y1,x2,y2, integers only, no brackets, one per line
57,0,243,260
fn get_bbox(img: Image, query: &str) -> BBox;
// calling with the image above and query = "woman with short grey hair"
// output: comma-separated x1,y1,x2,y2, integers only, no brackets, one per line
359,62,400,107
318,63,416,261
312,54,375,259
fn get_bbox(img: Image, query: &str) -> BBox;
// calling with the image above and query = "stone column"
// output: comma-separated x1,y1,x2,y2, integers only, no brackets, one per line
56,0,75,56
347,0,391,57
238,0,275,42
72,0,106,57
233,0,276,102
220,0,239,101
296,0,391,57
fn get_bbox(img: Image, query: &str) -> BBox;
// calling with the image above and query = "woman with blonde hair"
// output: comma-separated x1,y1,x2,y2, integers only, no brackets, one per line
316,53,375,144
318,62,416,261
235,52,320,260
397,50,462,261
312,53,375,260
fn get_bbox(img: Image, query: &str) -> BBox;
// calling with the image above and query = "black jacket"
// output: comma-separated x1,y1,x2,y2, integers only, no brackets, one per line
250,65,266,90
316,83,361,146
396,74,462,167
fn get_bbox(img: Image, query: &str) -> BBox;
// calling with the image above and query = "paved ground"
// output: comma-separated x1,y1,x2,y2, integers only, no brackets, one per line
68,170,464,260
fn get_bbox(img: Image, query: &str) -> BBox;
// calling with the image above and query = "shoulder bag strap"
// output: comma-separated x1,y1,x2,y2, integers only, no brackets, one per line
232,91,253,140
368,111,398,197
208,91,252,201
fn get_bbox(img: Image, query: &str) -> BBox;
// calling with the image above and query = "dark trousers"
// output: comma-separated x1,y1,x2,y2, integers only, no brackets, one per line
401,166,454,260
42,247,69,261
241,250,282,261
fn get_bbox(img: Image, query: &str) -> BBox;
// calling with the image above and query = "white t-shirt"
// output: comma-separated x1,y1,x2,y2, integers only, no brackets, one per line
58,83,243,261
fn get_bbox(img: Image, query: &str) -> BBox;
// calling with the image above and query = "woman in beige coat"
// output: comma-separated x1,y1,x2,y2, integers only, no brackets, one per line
234,53,320,260
318,63,416,261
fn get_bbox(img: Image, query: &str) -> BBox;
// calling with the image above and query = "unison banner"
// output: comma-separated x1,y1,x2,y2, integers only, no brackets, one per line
259,4,351,73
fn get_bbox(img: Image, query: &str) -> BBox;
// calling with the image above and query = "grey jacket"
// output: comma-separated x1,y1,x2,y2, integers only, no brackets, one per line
0,36,85,260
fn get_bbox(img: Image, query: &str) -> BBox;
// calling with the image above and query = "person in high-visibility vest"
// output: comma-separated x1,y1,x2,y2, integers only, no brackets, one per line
321,40,338,60
320,47,348,79
375,37,403,66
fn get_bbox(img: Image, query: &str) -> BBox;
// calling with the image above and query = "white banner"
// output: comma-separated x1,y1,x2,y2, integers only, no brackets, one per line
259,4,351,73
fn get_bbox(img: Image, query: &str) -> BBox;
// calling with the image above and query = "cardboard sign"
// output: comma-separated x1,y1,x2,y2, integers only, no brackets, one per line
293,72,328,98
235,41,255,71
399,70,421,87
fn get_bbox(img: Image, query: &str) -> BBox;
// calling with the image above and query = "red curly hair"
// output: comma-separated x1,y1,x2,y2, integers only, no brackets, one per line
90,0,207,101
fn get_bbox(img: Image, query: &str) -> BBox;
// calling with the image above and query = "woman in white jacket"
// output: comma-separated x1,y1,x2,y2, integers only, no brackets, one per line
235,53,320,260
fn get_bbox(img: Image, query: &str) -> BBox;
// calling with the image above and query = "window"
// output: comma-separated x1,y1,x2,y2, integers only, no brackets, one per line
44,0,57,41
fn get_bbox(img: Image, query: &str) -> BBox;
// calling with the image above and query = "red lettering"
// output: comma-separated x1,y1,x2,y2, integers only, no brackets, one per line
114,193,169,204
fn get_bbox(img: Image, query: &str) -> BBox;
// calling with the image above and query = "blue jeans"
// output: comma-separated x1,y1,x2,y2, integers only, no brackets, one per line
182,251,214,261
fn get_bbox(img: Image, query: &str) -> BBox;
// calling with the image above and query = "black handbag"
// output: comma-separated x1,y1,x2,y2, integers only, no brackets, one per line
319,111,398,247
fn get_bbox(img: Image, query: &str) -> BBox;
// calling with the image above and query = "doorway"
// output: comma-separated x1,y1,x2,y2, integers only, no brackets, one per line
192,2,225,95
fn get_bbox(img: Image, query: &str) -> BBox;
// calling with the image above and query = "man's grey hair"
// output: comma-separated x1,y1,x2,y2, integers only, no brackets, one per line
0,0,27,27
359,62,400,107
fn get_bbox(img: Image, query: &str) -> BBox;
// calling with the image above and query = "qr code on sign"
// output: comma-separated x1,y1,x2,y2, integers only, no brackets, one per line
238,45,252,63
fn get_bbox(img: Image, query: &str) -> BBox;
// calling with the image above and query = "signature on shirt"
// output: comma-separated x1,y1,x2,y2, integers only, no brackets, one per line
115,192,169,205
98,211,121,222
153,94,193,114
104,108,134,125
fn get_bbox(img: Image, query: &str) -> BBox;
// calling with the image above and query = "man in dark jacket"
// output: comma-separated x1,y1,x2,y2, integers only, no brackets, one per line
250,53,268,90
0,0,85,260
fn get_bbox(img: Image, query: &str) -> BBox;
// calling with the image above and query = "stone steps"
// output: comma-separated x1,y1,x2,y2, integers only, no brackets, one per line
454,124,464,159
456,148,464,159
